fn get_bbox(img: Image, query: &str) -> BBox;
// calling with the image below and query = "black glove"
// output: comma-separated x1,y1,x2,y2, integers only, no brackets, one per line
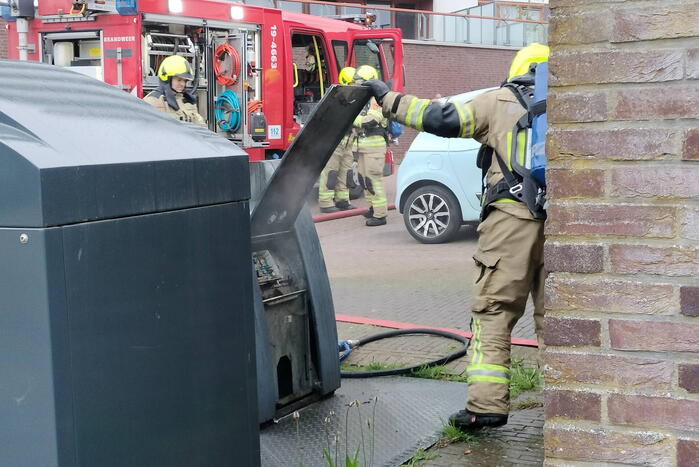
361,79,390,105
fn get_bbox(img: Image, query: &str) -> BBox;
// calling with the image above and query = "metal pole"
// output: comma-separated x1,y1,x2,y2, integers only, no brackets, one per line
16,17,29,61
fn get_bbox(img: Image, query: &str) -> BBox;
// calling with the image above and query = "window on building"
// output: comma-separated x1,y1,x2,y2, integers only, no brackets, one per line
245,0,274,6
367,2,391,28
310,4,338,16
395,3,417,39
277,1,302,13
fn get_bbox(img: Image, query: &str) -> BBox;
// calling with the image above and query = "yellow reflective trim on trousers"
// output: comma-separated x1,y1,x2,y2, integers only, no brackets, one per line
414,100,429,131
467,375,509,385
404,98,418,126
470,319,481,365
468,363,511,374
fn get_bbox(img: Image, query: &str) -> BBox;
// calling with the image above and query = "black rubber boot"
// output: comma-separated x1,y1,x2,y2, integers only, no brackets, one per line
362,207,374,218
335,200,356,211
449,409,508,430
320,206,341,214
365,216,387,227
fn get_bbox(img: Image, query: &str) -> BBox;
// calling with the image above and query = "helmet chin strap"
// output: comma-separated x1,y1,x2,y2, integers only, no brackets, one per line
159,78,180,111
159,78,197,111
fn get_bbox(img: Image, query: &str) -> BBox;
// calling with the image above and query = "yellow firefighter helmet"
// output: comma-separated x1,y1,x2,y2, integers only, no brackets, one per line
338,66,356,85
354,65,379,82
508,43,549,82
158,55,195,82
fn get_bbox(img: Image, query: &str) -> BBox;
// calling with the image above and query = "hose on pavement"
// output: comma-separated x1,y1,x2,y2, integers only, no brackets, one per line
339,328,469,378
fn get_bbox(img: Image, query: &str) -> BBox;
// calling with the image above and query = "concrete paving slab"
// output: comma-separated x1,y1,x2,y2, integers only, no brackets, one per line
260,377,469,467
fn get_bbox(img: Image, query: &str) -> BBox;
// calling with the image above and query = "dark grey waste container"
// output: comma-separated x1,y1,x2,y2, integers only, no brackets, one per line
0,61,259,467
249,85,370,422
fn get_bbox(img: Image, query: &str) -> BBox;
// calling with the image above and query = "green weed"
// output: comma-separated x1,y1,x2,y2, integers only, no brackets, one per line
402,448,438,466
409,365,467,383
439,421,483,446
509,359,541,399
341,361,406,372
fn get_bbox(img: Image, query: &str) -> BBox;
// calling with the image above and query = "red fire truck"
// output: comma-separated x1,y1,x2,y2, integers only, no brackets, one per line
4,0,404,161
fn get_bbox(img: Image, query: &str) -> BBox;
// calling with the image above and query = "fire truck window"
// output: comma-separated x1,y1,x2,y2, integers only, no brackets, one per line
352,39,384,81
380,39,395,80
291,33,331,124
332,41,348,74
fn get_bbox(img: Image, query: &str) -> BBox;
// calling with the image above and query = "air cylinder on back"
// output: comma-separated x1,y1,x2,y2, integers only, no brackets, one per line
531,61,548,186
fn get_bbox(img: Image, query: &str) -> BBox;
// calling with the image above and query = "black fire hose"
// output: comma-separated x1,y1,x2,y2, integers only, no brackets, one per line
339,329,469,378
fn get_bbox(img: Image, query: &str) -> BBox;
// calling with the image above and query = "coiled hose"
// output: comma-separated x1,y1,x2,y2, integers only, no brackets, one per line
215,90,241,132
214,42,240,86
339,329,469,378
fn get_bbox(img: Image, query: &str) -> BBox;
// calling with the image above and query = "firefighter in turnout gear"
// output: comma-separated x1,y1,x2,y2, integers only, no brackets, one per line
354,65,389,227
318,68,358,213
144,55,205,126
362,44,550,428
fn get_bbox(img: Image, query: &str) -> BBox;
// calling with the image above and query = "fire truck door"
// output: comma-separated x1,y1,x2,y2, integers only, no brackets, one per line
348,29,403,90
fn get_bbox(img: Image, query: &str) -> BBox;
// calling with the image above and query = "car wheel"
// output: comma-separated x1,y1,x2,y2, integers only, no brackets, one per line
403,185,462,244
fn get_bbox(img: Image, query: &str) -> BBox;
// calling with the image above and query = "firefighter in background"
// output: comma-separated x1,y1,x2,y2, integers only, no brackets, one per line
144,55,205,126
353,65,389,227
362,44,550,428
318,67,358,213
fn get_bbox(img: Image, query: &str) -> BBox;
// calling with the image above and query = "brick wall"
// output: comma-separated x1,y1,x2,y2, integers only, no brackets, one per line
0,19,8,59
396,41,515,161
544,0,699,465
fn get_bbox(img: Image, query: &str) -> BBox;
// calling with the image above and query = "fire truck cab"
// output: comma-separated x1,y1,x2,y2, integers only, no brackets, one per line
4,0,404,161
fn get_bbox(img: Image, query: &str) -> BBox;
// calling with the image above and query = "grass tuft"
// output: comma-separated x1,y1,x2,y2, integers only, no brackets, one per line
402,448,439,466
509,359,542,400
341,361,407,372
437,420,484,447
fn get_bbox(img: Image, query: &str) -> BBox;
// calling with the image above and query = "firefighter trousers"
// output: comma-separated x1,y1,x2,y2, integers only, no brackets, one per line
466,207,545,415
358,146,387,218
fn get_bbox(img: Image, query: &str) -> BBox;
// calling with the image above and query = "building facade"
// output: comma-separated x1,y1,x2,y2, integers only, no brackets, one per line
545,0,699,464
